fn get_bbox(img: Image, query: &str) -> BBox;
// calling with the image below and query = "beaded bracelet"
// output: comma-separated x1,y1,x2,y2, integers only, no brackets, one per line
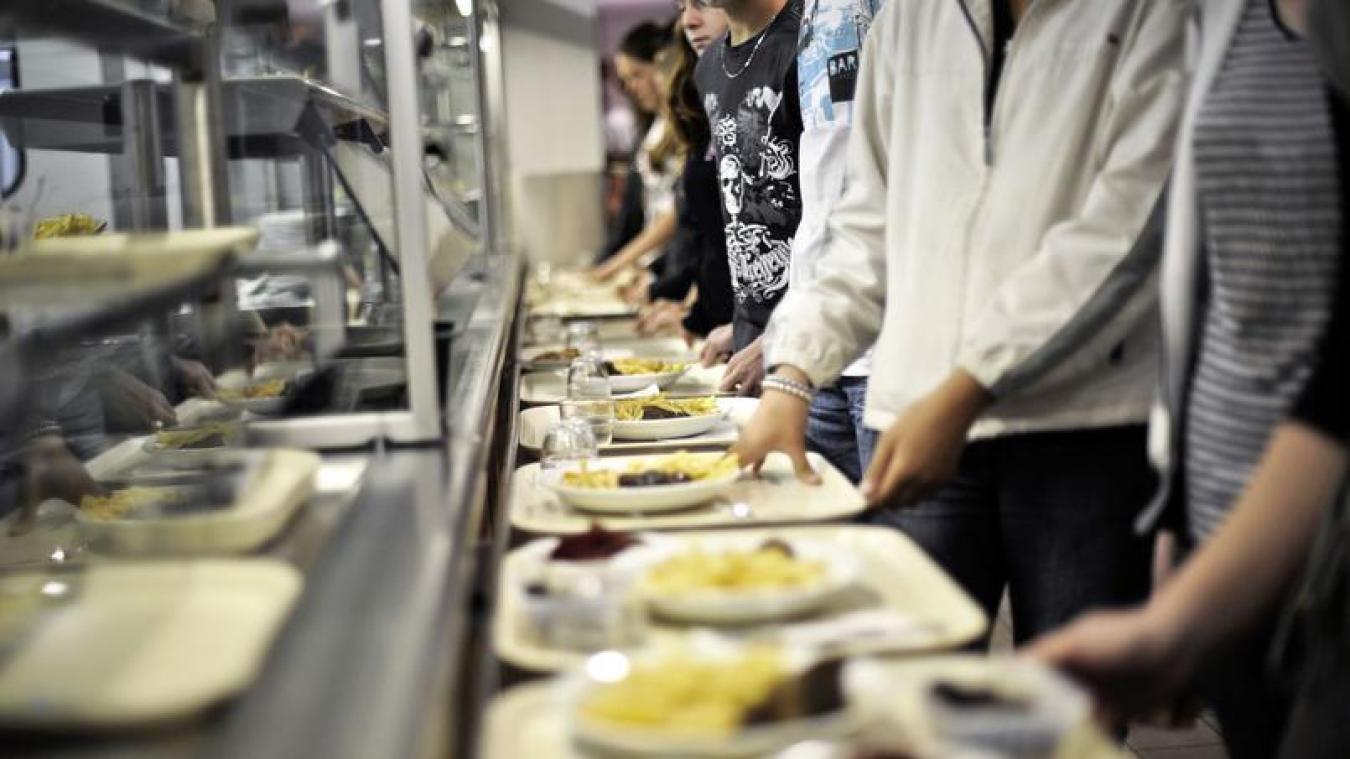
762,375,814,404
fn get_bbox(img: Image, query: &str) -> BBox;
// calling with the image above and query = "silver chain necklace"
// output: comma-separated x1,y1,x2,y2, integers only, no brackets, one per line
719,13,777,79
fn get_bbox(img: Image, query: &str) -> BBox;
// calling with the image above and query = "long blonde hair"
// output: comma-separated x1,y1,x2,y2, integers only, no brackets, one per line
646,21,699,168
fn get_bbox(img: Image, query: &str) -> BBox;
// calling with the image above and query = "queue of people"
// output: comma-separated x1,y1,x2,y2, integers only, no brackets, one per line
598,0,1349,756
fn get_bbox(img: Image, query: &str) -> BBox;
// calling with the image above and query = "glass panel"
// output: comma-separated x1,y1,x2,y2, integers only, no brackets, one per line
417,0,485,226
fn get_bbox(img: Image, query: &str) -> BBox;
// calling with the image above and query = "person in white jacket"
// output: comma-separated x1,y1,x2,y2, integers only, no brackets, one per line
733,0,1188,643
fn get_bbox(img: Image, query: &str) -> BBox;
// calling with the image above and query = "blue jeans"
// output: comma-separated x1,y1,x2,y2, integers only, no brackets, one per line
868,425,1154,644
806,377,878,484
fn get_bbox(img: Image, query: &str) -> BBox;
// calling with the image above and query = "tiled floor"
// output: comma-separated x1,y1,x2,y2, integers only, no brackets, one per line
989,599,1231,759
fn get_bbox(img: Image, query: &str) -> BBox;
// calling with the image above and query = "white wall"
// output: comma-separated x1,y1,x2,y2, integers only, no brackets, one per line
499,0,606,265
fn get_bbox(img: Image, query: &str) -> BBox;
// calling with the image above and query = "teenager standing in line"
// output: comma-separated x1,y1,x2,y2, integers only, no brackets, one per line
1031,0,1348,755
593,22,682,280
636,5,738,342
693,0,804,397
785,0,884,482
734,0,1188,644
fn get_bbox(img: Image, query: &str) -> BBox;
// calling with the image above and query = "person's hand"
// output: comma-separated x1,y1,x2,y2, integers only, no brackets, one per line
21,434,104,509
590,258,627,283
720,337,765,396
729,367,820,484
637,300,686,336
620,276,651,305
1025,604,1198,726
250,323,310,368
171,356,217,398
860,369,991,508
99,368,178,431
700,324,734,367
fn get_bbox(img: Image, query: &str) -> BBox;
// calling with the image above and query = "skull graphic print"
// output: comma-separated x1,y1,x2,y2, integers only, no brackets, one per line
694,0,804,348
706,88,801,308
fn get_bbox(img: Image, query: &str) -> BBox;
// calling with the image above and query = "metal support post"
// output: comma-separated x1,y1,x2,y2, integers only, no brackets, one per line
174,23,231,227
118,79,169,230
381,0,443,442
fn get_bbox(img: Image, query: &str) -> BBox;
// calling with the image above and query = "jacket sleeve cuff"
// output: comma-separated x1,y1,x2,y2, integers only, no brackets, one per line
763,319,850,389
955,339,1015,398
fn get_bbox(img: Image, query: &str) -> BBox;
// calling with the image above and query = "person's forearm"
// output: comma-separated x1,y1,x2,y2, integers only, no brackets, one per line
1148,422,1347,657
605,211,677,271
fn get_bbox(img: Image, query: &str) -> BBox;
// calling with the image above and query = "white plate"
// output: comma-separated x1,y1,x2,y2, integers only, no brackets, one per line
548,454,741,514
607,367,689,393
221,395,287,415
566,646,858,758
611,405,728,441
0,559,300,729
139,424,244,468
619,536,862,625
520,399,754,453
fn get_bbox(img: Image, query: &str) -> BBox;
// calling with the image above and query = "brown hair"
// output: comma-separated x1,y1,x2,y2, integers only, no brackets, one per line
648,23,707,167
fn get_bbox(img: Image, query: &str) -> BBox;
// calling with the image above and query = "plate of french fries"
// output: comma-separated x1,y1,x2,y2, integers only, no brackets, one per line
549,452,741,513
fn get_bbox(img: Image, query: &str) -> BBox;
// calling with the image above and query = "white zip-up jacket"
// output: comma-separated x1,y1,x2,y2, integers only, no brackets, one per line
763,0,1188,439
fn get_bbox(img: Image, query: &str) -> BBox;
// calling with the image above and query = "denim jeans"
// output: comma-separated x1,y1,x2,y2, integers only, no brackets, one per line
868,425,1155,644
806,377,878,484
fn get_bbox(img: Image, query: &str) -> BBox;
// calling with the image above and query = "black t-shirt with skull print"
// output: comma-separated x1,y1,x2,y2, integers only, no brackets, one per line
695,0,805,352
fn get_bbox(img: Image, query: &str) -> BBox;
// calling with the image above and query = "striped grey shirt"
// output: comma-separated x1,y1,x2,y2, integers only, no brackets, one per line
1185,0,1342,541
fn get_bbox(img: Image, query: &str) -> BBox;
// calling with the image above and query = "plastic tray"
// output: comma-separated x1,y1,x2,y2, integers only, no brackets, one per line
78,448,320,555
509,451,865,535
520,364,727,405
0,559,301,729
482,657,1128,759
494,524,988,671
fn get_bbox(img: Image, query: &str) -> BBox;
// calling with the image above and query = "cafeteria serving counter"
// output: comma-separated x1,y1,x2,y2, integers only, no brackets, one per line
5,251,527,759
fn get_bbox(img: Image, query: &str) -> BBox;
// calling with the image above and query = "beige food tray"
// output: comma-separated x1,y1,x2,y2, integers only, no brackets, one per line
510,451,864,535
0,559,300,729
520,365,727,405
518,398,756,455
846,656,1131,759
494,524,987,671
524,317,643,346
526,272,638,319
482,664,1126,759
79,448,321,555
520,337,696,369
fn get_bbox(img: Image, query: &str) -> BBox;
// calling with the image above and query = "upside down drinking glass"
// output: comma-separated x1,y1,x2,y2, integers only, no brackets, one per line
563,354,615,446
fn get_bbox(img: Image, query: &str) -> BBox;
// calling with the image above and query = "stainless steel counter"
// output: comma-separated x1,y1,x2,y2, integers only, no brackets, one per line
5,251,525,759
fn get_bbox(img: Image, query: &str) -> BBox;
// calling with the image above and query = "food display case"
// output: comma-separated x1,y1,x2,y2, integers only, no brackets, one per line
0,0,518,756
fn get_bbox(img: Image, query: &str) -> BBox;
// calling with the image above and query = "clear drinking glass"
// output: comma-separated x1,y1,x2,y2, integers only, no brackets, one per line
563,354,615,446
565,321,601,357
539,416,598,478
